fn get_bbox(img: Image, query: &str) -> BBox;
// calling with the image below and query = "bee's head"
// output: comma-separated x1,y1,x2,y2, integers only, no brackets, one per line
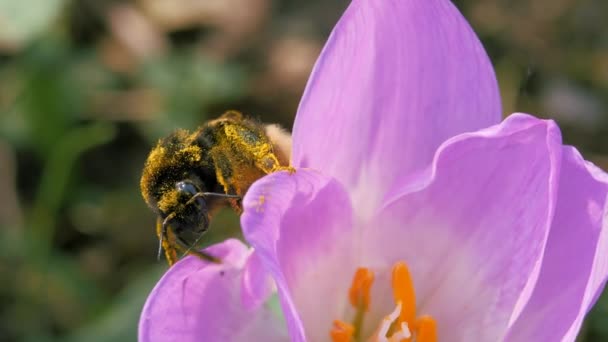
159,179,240,248
164,180,210,238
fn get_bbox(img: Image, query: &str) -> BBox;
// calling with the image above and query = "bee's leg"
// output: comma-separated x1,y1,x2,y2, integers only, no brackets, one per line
209,151,244,214
157,218,178,266
255,153,280,174
278,165,296,174
211,150,234,194
256,152,295,175
229,197,242,214
187,249,221,264
265,161,296,175
173,234,221,264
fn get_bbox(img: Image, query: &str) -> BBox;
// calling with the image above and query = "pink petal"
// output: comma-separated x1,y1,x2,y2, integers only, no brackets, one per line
292,0,501,203
241,250,276,311
139,239,287,342
241,170,355,342
505,146,608,341
365,114,561,340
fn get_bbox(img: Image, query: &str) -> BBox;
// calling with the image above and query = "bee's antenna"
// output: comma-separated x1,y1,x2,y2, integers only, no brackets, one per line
186,192,240,206
201,192,241,199
191,192,240,200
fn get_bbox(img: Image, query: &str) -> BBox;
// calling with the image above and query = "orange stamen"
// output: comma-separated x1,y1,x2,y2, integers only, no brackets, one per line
349,267,374,311
330,320,355,342
329,262,436,342
416,316,437,342
392,262,416,325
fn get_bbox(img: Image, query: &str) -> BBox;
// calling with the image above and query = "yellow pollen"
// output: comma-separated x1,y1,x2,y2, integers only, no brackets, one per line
329,262,437,342
256,195,266,212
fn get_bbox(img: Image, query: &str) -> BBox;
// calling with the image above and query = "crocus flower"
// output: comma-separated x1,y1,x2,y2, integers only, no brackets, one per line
139,0,608,341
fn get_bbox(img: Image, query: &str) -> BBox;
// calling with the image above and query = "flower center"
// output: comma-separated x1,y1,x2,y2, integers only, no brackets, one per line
330,262,437,342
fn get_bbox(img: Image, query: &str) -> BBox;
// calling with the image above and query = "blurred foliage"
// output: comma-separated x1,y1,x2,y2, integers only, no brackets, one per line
0,0,606,341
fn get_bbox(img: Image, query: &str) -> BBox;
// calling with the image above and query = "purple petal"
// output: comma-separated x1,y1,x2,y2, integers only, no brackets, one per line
505,146,608,341
241,250,276,311
365,114,561,340
139,239,287,342
241,170,355,342
292,0,501,199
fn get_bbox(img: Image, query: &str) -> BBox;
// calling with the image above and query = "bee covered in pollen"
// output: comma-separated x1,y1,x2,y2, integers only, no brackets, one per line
140,111,292,265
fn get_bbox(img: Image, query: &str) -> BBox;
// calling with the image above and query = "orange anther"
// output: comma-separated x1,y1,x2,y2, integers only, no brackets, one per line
392,262,416,325
348,267,374,311
416,316,437,342
330,320,355,342
330,262,434,342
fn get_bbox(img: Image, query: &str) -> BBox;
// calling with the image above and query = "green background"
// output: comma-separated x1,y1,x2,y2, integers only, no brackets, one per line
0,0,606,340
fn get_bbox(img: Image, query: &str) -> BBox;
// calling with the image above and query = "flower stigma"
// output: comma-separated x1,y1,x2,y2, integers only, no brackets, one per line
330,262,437,342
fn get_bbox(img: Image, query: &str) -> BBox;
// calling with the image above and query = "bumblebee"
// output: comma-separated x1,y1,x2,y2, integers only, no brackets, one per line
140,111,292,265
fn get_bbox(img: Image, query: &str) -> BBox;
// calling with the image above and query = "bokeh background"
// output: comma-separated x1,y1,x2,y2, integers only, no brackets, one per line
0,0,606,341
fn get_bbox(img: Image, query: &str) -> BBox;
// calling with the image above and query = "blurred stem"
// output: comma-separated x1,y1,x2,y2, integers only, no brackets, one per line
28,122,116,260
